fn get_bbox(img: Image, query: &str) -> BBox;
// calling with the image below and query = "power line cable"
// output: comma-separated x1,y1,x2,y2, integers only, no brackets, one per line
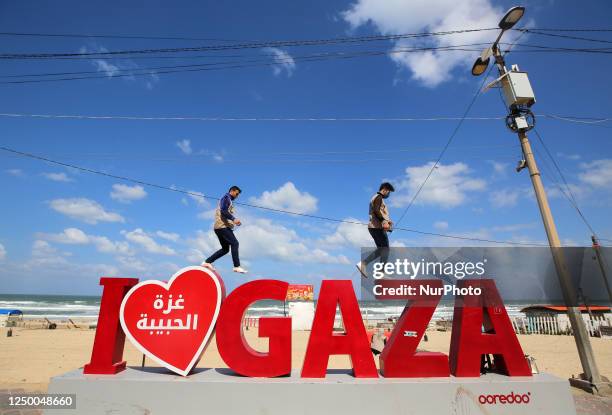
531,128,601,238
519,29,612,45
4,42,611,80
0,112,609,125
3,42,610,62
2,44,611,85
0,45,491,85
0,27,609,41
0,145,546,246
0,43,491,79
0,28,500,60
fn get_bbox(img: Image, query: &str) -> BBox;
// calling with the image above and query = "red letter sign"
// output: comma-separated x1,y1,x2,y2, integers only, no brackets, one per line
302,280,377,378
216,279,291,377
450,279,531,377
84,277,138,374
380,280,449,377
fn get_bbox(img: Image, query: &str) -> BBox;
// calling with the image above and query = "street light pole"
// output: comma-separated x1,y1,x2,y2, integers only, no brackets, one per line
472,6,609,394
516,128,603,392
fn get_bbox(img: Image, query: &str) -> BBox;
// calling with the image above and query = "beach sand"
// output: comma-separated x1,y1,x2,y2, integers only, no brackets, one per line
1,326,611,392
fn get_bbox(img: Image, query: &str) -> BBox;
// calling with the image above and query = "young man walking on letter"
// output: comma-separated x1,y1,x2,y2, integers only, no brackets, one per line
202,185,248,274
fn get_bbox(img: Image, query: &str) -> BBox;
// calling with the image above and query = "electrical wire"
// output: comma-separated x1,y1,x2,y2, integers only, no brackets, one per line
531,128,601,238
0,28,500,60
393,58,496,226
4,42,612,80
0,145,546,246
2,43,611,85
0,112,609,126
13,143,515,159
0,26,609,41
519,29,612,45
0,45,491,85
0,43,491,80
0,112,505,121
393,28,530,227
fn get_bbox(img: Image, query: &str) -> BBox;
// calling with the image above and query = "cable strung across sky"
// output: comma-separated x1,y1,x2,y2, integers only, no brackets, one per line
0,112,609,124
0,28,502,59
0,26,610,41
0,144,549,247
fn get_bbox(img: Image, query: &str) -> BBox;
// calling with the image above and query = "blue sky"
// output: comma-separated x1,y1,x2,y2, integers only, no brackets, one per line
1,0,611,295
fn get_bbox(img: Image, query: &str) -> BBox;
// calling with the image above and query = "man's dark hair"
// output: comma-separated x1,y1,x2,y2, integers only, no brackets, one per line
379,182,395,192
229,185,242,194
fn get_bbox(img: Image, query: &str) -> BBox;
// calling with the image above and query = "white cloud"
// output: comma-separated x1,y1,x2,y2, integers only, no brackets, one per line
122,228,176,256
42,172,73,182
45,228,90,244
489,188,521,208
262,47,296,77
40,227,133,255
50,198,125,224
250,182,318,214
392,162,486,208
491,223,536,233
29,240,72,266
0,243,6,261
6,169,24,177
433,221,449,230
341,0,521,87
94,59,120,77
488,160,509,175
579,159,612,188
176,139,193,155
320,219,372,249
188,190,210,207
239,218,349,264
156,231,180,242
557,152,581,161
80,45,159,88
197,208,217,220
187,216,349,265
197,149,224,163
110,184,147,203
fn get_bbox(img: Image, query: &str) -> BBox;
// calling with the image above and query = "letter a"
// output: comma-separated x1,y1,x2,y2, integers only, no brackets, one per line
450,279,531,377
301,280,377,378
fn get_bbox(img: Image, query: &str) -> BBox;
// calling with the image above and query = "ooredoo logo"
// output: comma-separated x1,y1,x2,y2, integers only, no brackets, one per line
478,392,531,405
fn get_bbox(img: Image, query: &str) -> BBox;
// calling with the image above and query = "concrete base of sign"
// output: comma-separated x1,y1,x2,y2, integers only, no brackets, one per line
46,367,576,415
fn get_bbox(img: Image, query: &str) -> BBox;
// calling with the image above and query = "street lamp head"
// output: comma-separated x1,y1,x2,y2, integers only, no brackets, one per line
471,56,490,76
499,6,525,30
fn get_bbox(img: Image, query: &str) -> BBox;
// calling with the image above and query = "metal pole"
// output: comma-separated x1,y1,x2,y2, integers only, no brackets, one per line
591,235,612,304
518,131,604,391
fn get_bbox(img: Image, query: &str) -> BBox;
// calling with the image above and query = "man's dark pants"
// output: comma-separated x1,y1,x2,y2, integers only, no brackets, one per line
206,228,240,267
363,228,390,265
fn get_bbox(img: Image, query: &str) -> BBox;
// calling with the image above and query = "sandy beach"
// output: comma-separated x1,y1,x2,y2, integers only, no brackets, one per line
1,325,611,392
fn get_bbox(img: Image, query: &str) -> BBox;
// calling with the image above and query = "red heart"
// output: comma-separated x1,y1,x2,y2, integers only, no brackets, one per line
120,266,225,376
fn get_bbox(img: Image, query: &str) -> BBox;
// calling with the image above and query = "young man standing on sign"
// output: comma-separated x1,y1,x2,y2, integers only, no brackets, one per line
202,186,248,274
356,182,394,278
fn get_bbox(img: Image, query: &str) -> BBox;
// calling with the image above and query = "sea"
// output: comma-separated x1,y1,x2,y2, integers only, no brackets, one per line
0,294,528,322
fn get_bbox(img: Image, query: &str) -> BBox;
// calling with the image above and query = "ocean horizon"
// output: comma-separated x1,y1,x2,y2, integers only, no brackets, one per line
0,293,530,321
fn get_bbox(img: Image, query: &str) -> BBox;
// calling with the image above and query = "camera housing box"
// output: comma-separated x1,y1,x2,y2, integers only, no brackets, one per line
501,71,536,108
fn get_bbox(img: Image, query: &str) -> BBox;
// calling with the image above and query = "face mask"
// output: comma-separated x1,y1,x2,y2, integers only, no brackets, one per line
381,193,389,199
